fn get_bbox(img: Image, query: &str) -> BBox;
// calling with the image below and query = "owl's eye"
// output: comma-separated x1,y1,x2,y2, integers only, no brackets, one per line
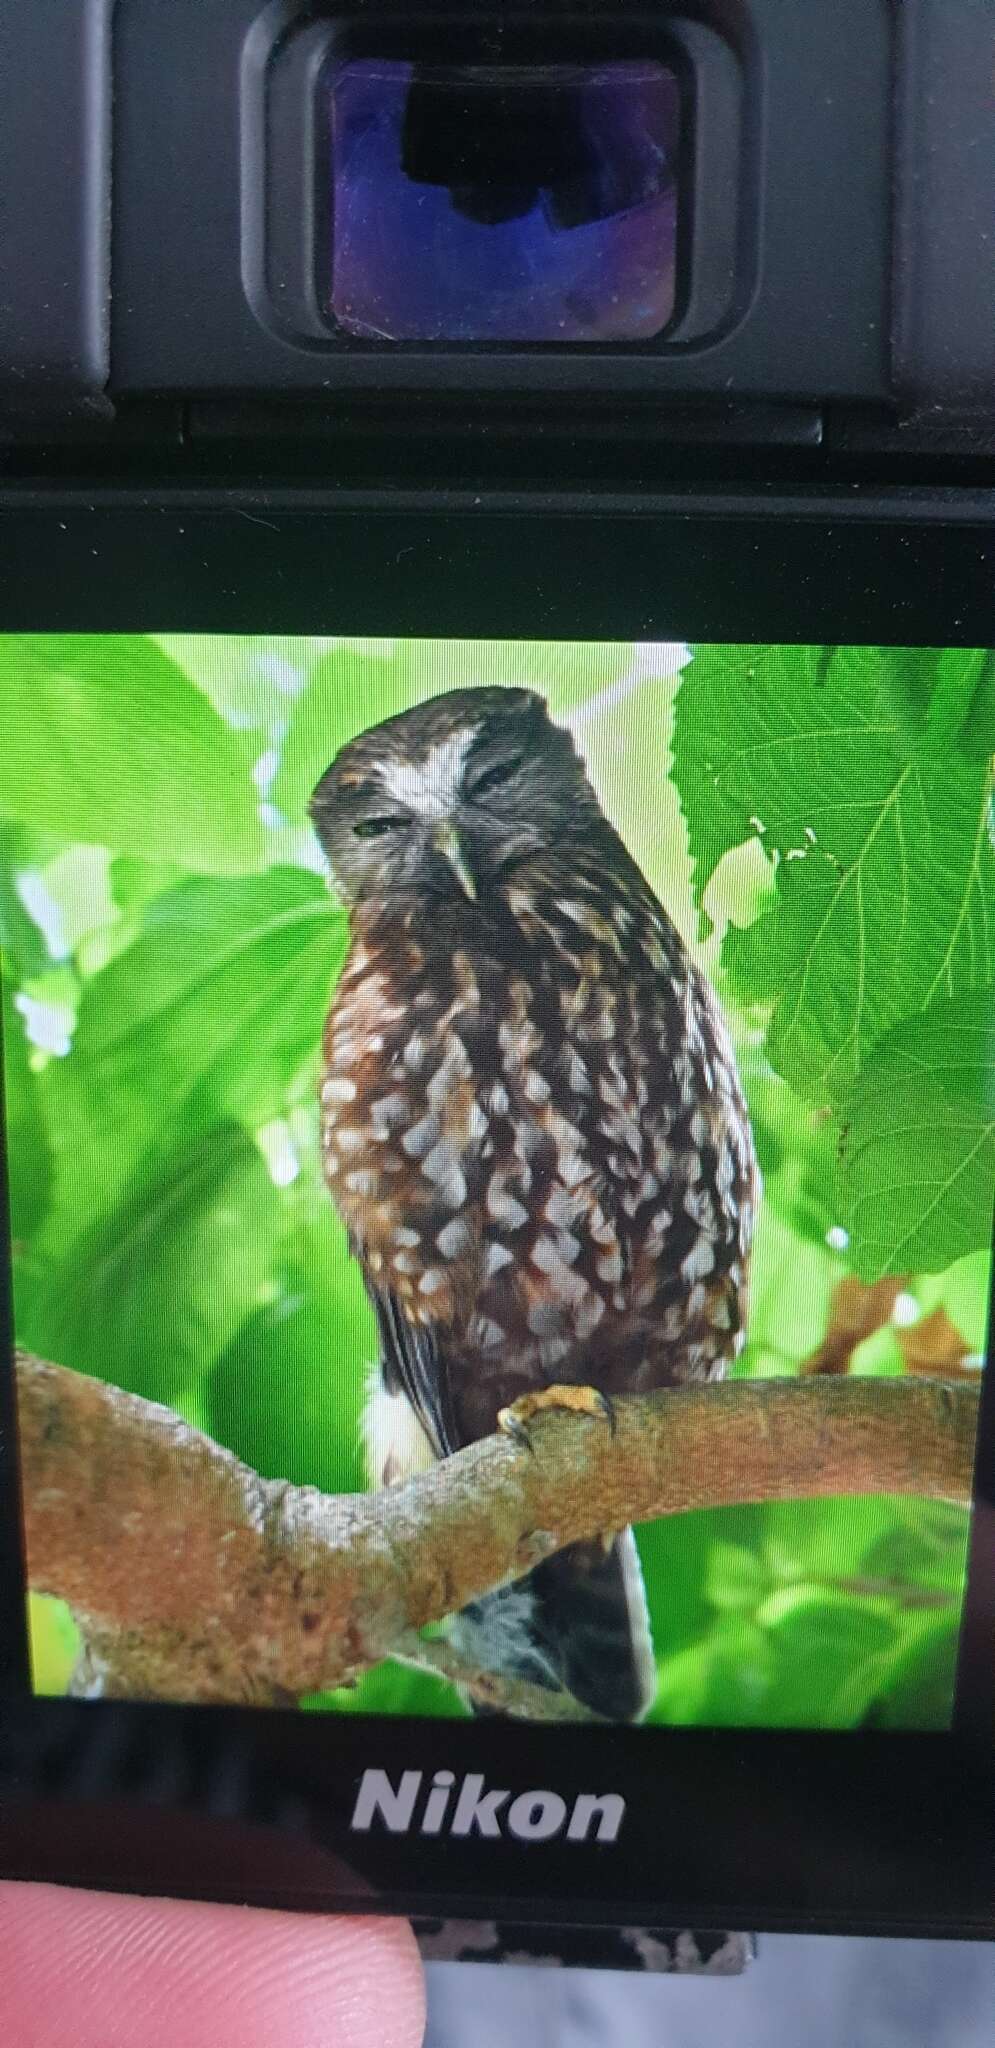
353,816,406,840
468,754,524,800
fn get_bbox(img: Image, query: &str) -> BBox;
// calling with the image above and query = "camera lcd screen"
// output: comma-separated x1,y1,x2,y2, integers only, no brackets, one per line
1,635,990,1736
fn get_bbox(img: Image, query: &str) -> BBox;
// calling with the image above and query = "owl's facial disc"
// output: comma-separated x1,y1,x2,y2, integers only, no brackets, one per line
309,687,596,904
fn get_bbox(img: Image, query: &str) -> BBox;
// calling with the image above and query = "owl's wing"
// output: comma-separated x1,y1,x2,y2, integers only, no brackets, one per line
369,1283,459,1460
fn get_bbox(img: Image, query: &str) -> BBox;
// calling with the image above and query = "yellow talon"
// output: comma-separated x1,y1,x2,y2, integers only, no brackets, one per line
498,1383,615,1448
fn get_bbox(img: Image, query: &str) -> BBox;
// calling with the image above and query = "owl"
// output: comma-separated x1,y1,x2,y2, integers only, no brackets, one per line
309,686,757,1722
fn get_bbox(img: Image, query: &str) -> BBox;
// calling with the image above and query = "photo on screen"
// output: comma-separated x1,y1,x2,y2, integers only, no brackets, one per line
1,635,990,1729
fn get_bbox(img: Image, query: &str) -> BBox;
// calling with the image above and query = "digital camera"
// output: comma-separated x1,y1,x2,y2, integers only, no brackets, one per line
0,0,992,1951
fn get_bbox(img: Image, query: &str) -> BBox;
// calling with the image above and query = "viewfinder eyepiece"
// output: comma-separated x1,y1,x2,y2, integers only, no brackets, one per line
328,59,680,341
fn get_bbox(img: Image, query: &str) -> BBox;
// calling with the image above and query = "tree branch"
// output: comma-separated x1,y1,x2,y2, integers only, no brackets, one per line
15,1350,980,1709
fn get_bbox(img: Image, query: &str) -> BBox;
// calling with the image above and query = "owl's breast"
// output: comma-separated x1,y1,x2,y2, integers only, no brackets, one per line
320,917,498,1319
320,873,756,1424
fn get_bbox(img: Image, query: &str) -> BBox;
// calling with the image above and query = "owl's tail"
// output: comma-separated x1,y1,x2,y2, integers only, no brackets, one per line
530,1530,657,1722
452,1528,656,1723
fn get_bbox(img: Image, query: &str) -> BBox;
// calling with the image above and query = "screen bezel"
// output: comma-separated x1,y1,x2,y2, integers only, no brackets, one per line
0,487,992,1939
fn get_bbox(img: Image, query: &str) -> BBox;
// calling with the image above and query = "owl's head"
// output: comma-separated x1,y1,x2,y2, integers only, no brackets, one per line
309,686,599,906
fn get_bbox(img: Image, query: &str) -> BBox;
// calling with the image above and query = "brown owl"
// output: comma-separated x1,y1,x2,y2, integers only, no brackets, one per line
309,686,757,1721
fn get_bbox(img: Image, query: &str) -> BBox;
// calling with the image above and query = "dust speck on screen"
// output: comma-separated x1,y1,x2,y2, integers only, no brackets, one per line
1,637,989,1730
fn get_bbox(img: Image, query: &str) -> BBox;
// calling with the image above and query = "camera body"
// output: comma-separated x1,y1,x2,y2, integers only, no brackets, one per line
3,0,995,469
1,1,994,1950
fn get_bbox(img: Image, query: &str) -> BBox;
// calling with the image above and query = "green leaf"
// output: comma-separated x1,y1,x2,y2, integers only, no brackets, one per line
914,1248,992,1356
754,1589,899,1729
1,965,53,1243
673,644,995,1102
862,1615,963,1731
0,823,55,979
0,635,267,874
273,649,397,827
36,846,119,966
840,987,995,1277
649,1618,775,1726
31,1124,282,1401
878,646,995,763
205,1206,375,1495
39,867,343,1228
735,1038,840,1251
705,1541,767,1612
109,855,189,919
761,1494,970,1616
734,1193,841,1379
156,634,341,733
646,1492,969,1730
27,1593,81,1697
635,1509,720,1665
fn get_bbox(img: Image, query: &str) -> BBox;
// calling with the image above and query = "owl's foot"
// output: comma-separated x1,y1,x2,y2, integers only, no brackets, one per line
497,1382,616,1452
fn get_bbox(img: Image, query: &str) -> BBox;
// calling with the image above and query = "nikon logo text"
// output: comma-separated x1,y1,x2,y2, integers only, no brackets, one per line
350,1769,625,1843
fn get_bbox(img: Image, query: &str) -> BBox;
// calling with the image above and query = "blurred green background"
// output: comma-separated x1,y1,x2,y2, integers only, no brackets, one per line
1,635,991,1727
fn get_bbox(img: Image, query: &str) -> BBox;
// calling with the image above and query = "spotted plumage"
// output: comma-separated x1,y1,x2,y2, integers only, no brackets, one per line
310,686,758,1720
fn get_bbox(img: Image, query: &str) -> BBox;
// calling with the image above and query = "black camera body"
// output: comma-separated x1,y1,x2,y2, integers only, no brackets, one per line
3,0,995,467
0,1,993,1952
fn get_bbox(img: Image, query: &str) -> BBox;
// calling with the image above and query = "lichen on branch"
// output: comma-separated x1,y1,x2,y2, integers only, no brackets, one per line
15,1350,980,1711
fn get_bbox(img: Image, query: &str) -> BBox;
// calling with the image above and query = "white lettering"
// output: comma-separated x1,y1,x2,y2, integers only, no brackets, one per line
507,1790,568,1842
348,1769,626,1843
351,1768,422,1833
450,1771,511,1838
565,1792,627,1844
421,1769,456,1835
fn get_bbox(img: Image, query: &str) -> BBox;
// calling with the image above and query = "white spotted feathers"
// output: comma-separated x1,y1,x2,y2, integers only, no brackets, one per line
319,832,757,1449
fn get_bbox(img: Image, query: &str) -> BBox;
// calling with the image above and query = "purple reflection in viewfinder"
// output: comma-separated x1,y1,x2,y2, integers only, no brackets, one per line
329,61,680,342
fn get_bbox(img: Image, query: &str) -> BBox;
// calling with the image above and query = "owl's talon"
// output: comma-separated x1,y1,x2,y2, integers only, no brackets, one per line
596,1389,617,1437
496,1406,538,1455
498,1383,615,1451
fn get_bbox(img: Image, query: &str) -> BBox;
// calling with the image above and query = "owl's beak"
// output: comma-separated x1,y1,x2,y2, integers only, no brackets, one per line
431,821,478,900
